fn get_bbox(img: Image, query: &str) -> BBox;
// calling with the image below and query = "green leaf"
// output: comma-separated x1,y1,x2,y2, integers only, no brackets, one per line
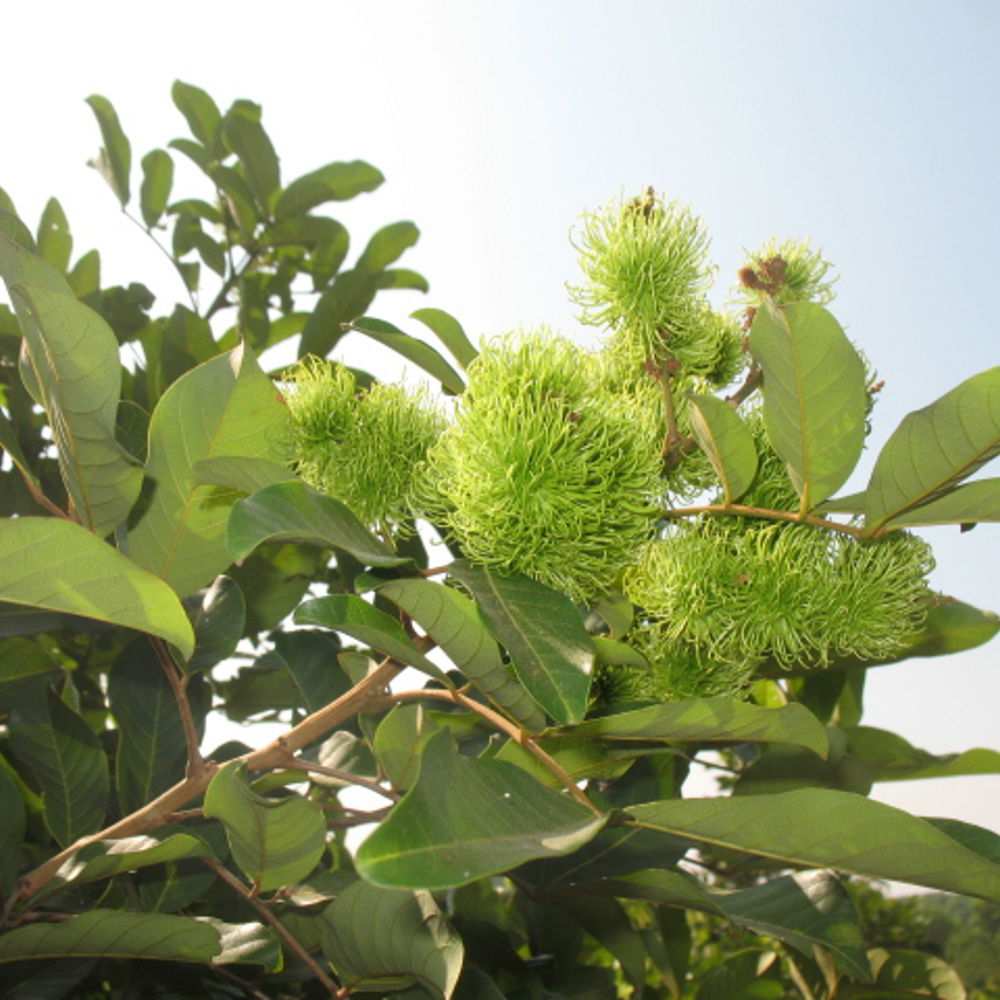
185,575,246,672
377,576,546,732
35,832,215,904
298,269,381,358
410,307,478,370
0,765,26,895
0,910,280,969
356,730,606,889
870,476,1000,530
221,99,281,212
67,248,101,298
6,282,142,536
867,948,967,999
749,300,867,512
36,198,72,272
274,161,384,220
374,704,438,790
203,761,326,893
227,480,408,567
356,221,419,273
8,686,109,847
85,95,131,206
687,393,758,504
863,366,1000,535
345,317,465,394
0,518,195,656
448,561,594,725
493,733,634,788
572,698,829,758
192,456,293,495
320,881,463,999
375,267,430,292
139,149,174,229
846,726,1000,782
294,594,445,679
272,630,349,714
129,342,287,598
628,788,1000,901
108,639,208,812
171,80,222,149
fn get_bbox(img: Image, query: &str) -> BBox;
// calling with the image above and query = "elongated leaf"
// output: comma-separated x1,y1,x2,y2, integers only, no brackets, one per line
129,342,287,598
374,705,437,790
192,456,292,495
139,149,174,228
0,765,26,894
628,789,1000,901
36,832,215,903
274,161,384,220
222,99,280,212
376,267,430,292
5,281,142,536
356,730,606,889
36,198,72,271
356,221,419,273
171,80,222,148
846,726,1000,782
0,910,280,969
9,686,108,847
873,476,1000,530
410,307,478,370
688,393,758,504
867,948,966,999
228,480,407,568
185,575,245,671
573,698,828,758
294,594,445,679
272,630,349,714
320,881,463,999
493,733,634,788
749,300,867,511
298,269,381,358
864,366,1000,535
85,95,131,205
346,317,465,394
203,761,326,893
377,576,545,731
0,518,194,656
448,561,593,725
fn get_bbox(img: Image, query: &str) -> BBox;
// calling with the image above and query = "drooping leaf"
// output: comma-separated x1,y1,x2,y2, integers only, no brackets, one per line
377,576,545,732
221,99,281,212
203,761,326,893
274,161,384,220
0,518,195,656
355,220,419,273
345,317,465,394
749,300,867,512
298,268,382,358
108,638,208,812
170,80,223,149
867,948,967,999
410,308,478,370
572,698,829,758
185,575,245,672
320,881,463,1000
34,832,215,904
0,910,280,970
863,366,1000,536
4,280,142,536
846,726,1000,782
688,393,758,504
628,788,1000,901
375,267,430,292
8,686,109,847
139,149,174,228
129,342,287,598
227,480,408,567
294,594,445,679
869,476,1000,531
85,95,131,206
35,198,72,272
356,730,606,889
448,561,594,725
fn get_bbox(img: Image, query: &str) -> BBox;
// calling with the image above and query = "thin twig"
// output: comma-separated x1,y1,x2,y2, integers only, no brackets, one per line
725,363,762,408
661,502,863,538
202,857,340,997
150,637,206,777
279,759,399,801
122,209,199,311
212,964,271,1000
418,563,451,578
389,688,603,817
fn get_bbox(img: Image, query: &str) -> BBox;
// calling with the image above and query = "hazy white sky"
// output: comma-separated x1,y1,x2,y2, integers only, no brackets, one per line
4,0,998,829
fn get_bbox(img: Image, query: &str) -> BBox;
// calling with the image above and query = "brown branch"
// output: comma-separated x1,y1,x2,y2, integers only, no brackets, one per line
279,759,399,802
661,502,863,538
725,363,762,408
151,637,206,777
203,857,339,997
388,688,602,817
16,657,402,904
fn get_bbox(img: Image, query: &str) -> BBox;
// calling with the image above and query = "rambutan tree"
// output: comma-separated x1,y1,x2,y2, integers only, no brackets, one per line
1,86,998,999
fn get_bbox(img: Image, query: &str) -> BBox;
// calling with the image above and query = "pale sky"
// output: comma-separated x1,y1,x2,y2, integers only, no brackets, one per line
4,1,998,830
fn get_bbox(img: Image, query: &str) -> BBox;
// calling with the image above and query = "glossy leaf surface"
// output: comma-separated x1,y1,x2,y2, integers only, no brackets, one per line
688,393,758,503
749,300,867,511
356,730,606,889
449,561,594,725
